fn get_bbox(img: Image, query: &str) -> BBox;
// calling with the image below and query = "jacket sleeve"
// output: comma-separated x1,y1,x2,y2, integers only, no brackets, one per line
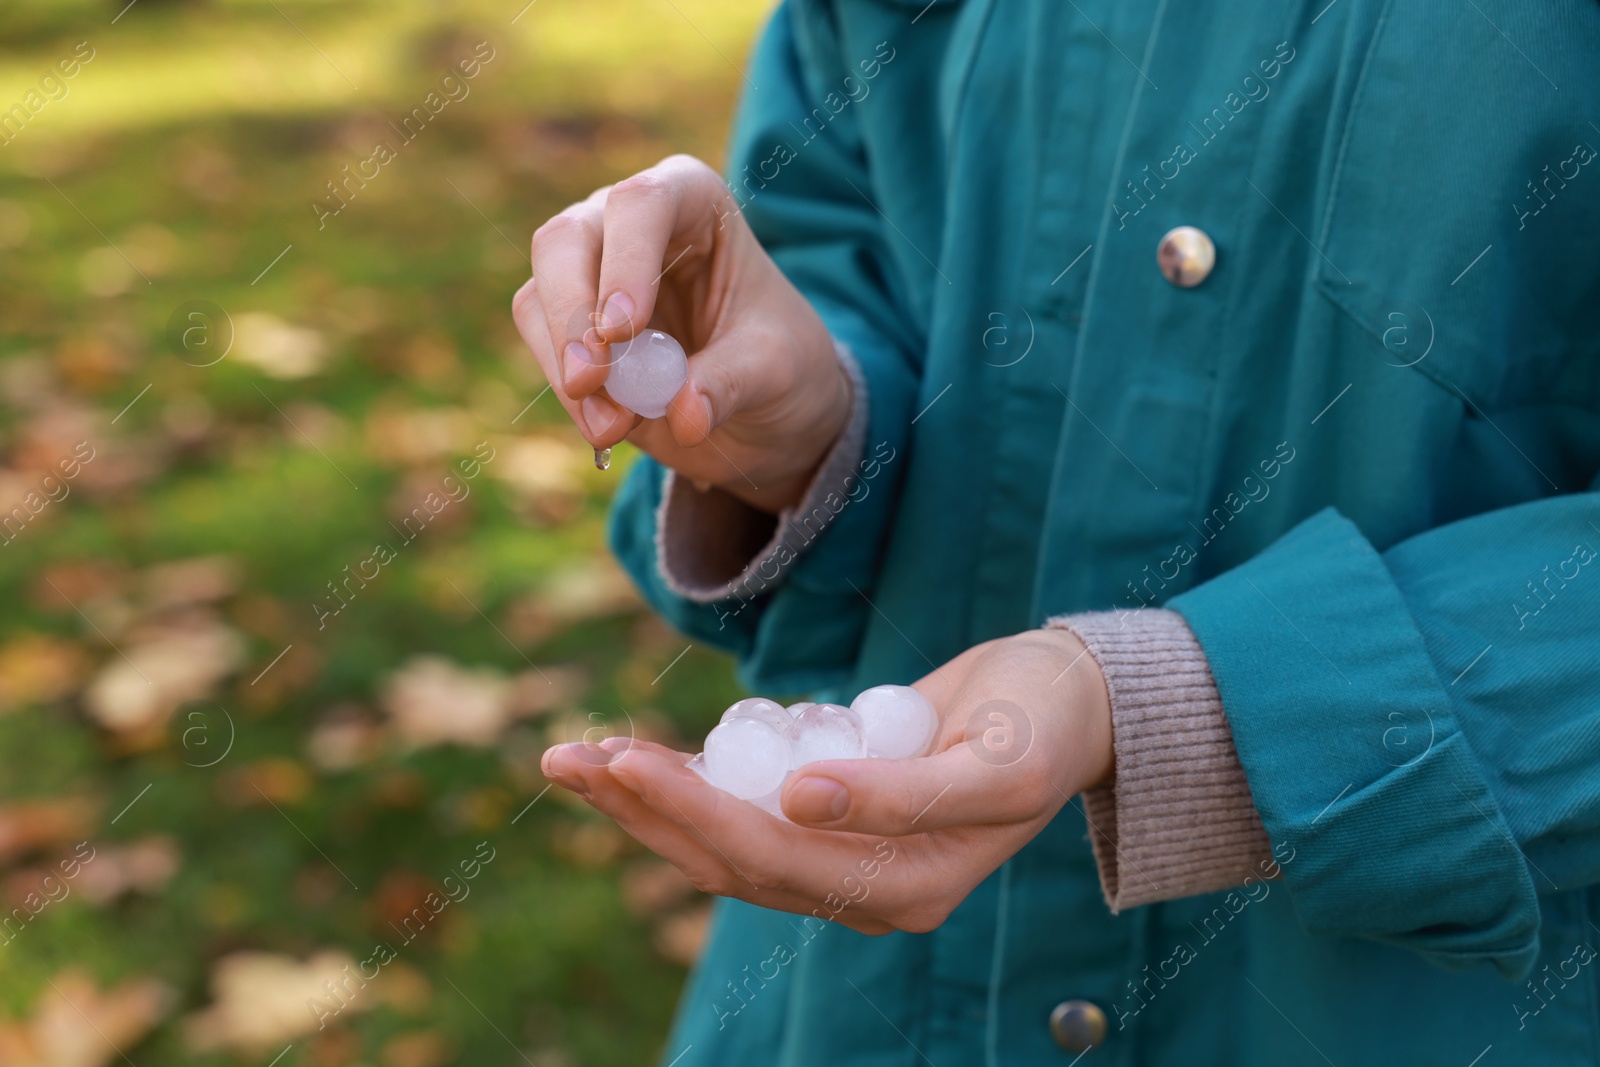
609,0,923,694
1168,481,1600,980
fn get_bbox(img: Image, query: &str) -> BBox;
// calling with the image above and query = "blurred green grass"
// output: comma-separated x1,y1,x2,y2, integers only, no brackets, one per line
0,1,771,1063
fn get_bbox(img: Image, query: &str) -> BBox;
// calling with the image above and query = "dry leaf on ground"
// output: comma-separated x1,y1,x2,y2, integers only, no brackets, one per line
216,758,313,807
0,969,173,1067
381,655,568,749
381,1029,455,1067
233,312,328,379
74,836,180,905
138,556,239,613
82,616,244,741
0,798,97,867
183,950,367,1055
306,705,388,772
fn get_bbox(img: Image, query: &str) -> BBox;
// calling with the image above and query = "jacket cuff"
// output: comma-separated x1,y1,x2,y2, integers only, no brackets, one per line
654,341,868,604
1046,608,1273,913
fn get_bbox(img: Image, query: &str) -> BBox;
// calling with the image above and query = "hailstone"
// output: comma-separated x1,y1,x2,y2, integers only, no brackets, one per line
850,684,937,760
787,703,867,767
703,717,791,800
604,329,688,419
721,697,793,732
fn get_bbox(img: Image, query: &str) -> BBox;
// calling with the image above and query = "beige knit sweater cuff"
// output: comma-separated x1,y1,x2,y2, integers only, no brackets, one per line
1047,608,1273,913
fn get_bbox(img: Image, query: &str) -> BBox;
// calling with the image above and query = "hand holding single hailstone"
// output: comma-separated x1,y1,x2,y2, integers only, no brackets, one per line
689,686,937,820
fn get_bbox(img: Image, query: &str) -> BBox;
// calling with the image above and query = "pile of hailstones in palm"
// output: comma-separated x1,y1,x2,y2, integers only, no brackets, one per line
688,686,938,819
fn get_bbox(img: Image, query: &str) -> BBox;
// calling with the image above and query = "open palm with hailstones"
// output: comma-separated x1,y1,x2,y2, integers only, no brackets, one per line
541,627,1113,935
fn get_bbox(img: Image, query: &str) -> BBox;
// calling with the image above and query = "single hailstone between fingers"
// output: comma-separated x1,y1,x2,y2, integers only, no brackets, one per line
604,329,688,420
849,684,937,760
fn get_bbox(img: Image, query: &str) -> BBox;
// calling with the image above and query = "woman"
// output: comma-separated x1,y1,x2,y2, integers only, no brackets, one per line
517,0,1600,1062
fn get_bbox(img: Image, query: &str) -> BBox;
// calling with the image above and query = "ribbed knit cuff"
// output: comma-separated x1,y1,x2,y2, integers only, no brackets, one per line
655,341,867,605
1046,608,1273,912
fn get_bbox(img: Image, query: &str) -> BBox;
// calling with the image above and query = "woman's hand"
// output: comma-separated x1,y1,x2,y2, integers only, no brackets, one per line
540,629,1113,935
512,154,850,514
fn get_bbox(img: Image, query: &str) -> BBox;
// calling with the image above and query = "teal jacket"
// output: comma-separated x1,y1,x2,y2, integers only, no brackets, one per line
610,0,1600,1062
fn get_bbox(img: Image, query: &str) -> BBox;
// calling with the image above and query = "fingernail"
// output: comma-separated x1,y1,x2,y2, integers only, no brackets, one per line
563,340,592,384
698,390,714,431
542,745,591,796
787,776,850,823
600,291,634,332
581,393,620,437
543,744,576,774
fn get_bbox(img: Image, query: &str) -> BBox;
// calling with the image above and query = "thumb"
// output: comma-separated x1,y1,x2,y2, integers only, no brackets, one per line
662,316,821,449
780,743,1050,835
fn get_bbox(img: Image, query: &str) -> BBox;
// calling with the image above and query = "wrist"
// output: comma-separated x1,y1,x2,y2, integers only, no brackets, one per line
727,354,855,515
1034,627,1114,790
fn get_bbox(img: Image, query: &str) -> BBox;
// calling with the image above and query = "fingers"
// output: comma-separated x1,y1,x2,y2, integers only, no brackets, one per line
591,155,728,349
593,172,681,345
590,160,720,449
529,190,611,400
543,741,738,891
543,743,892,934
780,742,1058,836
579,391,639,449
533,157,725,399
509,277,585,433
523,158,728,448
510,276,640,448
606,747,898,909
519,154,843,469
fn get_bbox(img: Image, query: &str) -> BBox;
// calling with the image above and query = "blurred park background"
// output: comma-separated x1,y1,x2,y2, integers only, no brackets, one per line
0,0,771,1063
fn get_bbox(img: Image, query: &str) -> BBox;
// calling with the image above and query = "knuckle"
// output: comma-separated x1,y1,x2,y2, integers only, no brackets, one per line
739,854,785,892
662,153,725,197
661,152,710,177
893,780,925,830
511,283,539,322
532,210,593,248
685,868,731,898
609,171,672,205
